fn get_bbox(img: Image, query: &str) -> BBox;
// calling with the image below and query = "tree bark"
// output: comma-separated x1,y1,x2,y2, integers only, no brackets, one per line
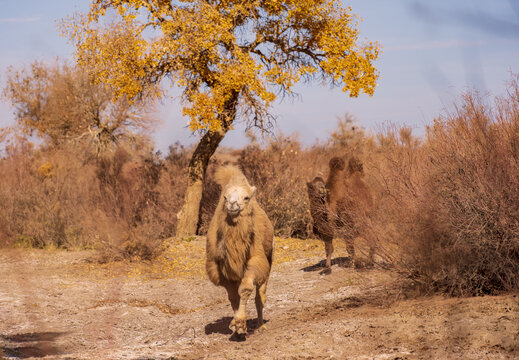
175,92,238,238
175,127,228,238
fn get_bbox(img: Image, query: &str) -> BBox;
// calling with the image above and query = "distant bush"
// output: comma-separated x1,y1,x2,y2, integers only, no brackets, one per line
3,61,153,148
0,135,188,260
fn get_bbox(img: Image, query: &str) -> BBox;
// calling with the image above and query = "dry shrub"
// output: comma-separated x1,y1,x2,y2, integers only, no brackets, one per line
372,79,519,295
0,135,189,260
364,125,426,265
90,141,189,260
0,137,99,248
419,90,519,295
0,59,178,259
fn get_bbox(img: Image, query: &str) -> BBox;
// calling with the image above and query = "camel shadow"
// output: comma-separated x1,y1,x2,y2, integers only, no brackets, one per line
301,256,353,273
204,317,269,341
1,331,68,359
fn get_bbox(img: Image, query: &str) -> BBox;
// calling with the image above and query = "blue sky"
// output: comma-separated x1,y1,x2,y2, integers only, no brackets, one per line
1,0,518,151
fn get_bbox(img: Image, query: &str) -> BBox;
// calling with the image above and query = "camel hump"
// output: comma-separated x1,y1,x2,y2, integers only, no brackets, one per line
329,157,345,171
214,165,248,187
348,156,363,174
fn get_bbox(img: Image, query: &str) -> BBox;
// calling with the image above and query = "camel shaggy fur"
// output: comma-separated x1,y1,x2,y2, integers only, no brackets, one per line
306,176,334,270
326,156,375,267
307,157,375,271
206,165,274,335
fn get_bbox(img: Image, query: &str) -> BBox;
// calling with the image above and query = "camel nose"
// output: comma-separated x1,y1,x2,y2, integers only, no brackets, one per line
228,200,239,211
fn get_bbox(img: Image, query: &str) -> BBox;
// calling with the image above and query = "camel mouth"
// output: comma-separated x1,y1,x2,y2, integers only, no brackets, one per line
226,208,242,216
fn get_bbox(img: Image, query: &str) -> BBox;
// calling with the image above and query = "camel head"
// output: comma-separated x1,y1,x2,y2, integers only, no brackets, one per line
307,176,327,201
223,184,257,217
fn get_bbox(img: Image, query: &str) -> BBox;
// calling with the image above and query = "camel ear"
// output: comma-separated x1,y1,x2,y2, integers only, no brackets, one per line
250,186,257,197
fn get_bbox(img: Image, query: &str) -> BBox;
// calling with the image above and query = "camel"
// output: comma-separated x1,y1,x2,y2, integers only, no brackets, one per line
306,176,334,271
308,156,375,271
206,165,274,336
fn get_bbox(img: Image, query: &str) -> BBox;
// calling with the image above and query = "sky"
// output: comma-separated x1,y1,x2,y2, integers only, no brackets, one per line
1,0,518,152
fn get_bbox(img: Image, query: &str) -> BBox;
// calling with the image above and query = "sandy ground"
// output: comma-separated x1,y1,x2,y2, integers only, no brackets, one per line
0,237,518,360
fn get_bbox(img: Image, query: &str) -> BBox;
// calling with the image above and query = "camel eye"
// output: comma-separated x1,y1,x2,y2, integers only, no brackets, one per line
244,196,250,201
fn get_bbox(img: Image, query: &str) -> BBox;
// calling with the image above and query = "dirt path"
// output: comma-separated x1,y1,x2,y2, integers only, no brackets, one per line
1,239,518,359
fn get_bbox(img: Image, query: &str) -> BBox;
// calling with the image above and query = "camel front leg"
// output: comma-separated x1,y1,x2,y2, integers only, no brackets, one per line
233,276,254,335
233,255,270,335
224,282,240,332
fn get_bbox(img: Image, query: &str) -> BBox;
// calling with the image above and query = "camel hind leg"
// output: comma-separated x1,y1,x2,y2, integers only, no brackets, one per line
255,279,268,331
324,239,334,269
345,236,356,267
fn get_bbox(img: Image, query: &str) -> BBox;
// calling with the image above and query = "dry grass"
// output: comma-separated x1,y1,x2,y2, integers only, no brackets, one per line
67,236,326,282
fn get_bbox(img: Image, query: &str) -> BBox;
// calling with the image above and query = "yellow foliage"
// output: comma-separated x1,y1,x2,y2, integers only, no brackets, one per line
61,0,380,132
38,161,55,178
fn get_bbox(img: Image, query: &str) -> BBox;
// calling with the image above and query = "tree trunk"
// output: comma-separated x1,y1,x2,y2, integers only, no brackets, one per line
175,92,238,238
175,128,228,238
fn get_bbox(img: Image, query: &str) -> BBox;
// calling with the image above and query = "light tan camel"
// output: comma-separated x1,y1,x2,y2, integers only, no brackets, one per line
206,165,274,336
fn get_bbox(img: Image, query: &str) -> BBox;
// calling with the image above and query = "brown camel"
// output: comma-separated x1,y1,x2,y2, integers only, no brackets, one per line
306,176,334,271
308,156,375,271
